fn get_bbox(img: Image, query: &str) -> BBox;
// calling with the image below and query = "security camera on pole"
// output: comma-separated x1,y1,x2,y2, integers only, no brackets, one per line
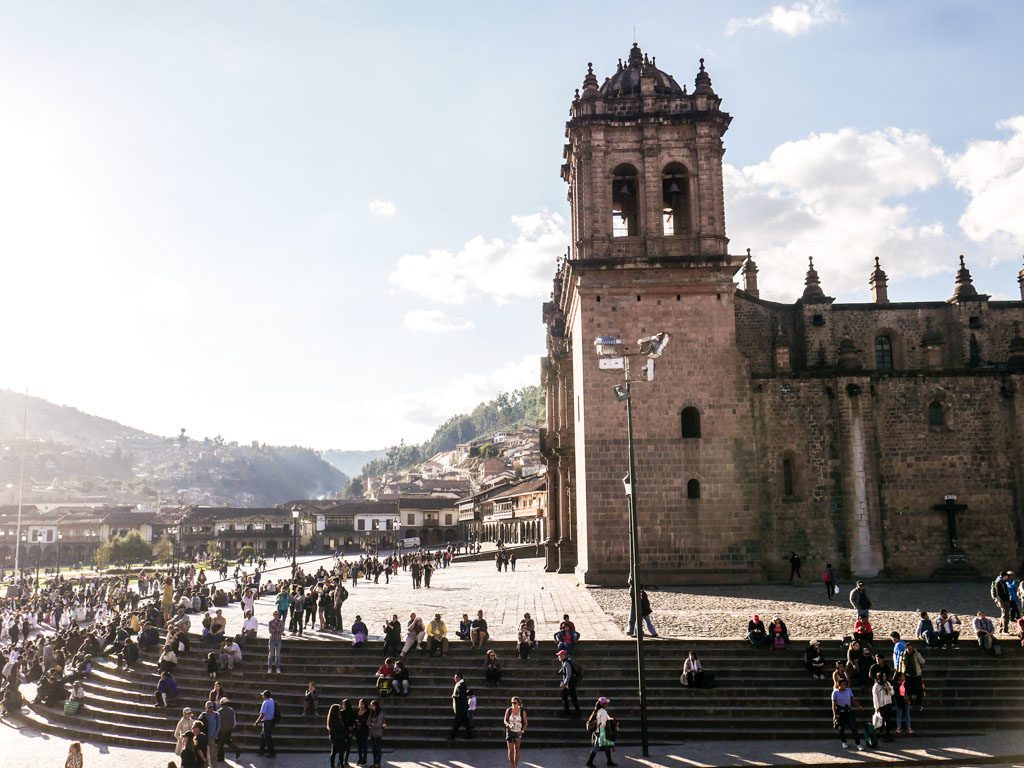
593,331,670,758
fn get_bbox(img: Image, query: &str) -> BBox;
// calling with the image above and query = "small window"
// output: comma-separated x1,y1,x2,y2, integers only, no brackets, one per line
874,335,894,370
783,456,796,497
686,479,701,499
928,401,944,428
612,164,639,237
681,407,701,438
406,513,415,525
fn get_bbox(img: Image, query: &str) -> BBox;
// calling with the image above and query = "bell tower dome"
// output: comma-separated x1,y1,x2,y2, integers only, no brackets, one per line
561,46,732,262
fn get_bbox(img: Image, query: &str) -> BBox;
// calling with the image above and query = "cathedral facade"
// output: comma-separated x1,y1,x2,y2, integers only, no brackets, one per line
540,44,1024,585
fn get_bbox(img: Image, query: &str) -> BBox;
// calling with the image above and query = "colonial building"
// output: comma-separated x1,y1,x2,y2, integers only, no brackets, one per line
479,477,546,544
541,44,1024,585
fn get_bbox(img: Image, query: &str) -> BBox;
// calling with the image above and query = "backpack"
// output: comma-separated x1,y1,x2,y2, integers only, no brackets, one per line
571,661,584,686
339,586,349,602
272,699,282,724
586,713,598,733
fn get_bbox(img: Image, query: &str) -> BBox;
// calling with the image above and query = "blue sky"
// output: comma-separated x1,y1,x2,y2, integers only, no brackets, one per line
1,1,1022,449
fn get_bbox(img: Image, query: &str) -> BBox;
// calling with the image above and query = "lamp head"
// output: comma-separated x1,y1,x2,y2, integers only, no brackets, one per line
638,332,670,358
611,384,629,401
594,335,624,357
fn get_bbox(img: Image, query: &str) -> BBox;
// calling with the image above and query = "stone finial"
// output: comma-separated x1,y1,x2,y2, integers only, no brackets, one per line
694,57,715,95
802,256,826,301
1017,254,1024,301
581,62,599,96
950,254,979,302
742,247,759,298
869,256,889,304
627,43,643,67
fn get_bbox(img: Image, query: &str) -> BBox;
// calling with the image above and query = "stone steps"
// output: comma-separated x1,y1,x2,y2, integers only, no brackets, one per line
13,637,1024,751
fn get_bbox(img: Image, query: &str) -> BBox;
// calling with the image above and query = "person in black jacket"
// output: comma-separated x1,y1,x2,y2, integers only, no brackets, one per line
747,615,770,648
789,552,802,582
447,672,473,742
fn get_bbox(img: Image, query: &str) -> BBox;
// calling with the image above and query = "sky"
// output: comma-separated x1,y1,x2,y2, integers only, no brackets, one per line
1,0,1023,450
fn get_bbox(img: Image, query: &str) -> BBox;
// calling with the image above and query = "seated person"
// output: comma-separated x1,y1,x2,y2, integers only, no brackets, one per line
916,611,939,647
375,658,394,693
555,614,580,652
426,614,449,657
118,637,141,669
456,613,472,641
768,615,789,649
681,651,705,688
241,611,259,639
392,659,410,695
68,680,86,711
158,645,178,674
804,640,825,679
382,616,402,656
351,616,368,647
853,616,874,645
35,671,68,705
517,622,533,660
937,609,961,648
303,681,319,716
154,671,178,708
973,611,998,653
137,623,159,652
521,613,536,645
832,660,850,689
400,613,425,657
209,610,227,643
220,638,242,671
747,614,769,648
483,650,502,685
470,610,489,649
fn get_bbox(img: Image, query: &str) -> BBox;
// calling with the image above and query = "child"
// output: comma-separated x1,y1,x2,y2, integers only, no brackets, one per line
206,652,219,680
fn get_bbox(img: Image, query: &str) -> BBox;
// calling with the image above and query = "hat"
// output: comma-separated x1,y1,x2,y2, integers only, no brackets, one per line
205,701,215,709
556,650,568,658
597,696,610,705
219,697,230,704
809,639,819,645
182,707,192,714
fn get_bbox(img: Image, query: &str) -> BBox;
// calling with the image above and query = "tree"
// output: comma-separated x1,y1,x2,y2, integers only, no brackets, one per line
109,531,152,565
206,540,221,559
153,535,173,563
344,477,365,499
237,545,255,562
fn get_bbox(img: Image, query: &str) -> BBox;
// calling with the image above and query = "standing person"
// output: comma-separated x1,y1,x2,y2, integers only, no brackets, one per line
992,572,1012,634
173,707,195,756
179,732,199,768
585,697,617,767
503,696,528,768
190,722,209,768
447,672,473,742
823,563,837,601
789,551,802,582
64,743,83,768
893,672,913,735
326,703,347,768
254,689,278,758
198,701,221,767
354,699,370,766
871,672,895,742
267,611,284,674
831,678,863,750
368,699,386,768
626,586,657,637
557,649,581,717
898,644,925,709
849,581,872,620
216,698,240,762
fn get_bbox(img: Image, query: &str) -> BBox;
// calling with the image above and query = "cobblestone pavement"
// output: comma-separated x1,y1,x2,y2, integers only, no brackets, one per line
2,719,1022,768
591,578,1013,641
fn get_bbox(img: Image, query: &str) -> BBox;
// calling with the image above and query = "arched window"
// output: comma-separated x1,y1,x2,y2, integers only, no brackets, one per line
874,334,894,370
686,479,701,499
681,406,701,438
662,163,691,236
928,400,944,428
782,455,796,497
612,164,639,237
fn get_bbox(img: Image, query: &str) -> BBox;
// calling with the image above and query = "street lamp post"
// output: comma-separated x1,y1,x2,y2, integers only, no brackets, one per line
291,506,300,579
56,531,63,580
594,331,670,758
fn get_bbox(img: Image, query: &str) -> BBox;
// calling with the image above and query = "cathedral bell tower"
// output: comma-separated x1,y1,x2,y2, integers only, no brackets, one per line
542,45,760,584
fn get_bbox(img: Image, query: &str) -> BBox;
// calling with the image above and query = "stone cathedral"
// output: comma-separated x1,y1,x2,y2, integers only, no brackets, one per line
540,44,1024,585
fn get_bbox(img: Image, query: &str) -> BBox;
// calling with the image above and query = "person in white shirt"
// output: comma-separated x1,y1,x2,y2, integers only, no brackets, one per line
242,611,259,638
220,639,243,670
682,651,705,688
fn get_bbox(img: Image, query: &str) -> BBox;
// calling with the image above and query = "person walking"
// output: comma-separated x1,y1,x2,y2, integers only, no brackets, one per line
831,678,863,750
64,743,83,768
368,699,386,768
198,701,221,767
254,689,278,758
447,672,473,742
503,696,528,768
216,698,240,762
823,563,837,601
626,586,657,637
585,697,617,767
849,581,872,620
789,551,802,582
557,649,581,717
173,707,195,756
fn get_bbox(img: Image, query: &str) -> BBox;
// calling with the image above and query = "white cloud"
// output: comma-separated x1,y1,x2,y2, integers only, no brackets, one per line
726,0,844,36
403,309,475,333
331,355,540,446
725,127,953,300
949,116,1024,247
388,211,568,305
368,199,397,218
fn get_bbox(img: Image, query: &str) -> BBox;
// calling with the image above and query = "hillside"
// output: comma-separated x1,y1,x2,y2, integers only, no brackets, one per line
0,389,151,447
360,385,544,478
